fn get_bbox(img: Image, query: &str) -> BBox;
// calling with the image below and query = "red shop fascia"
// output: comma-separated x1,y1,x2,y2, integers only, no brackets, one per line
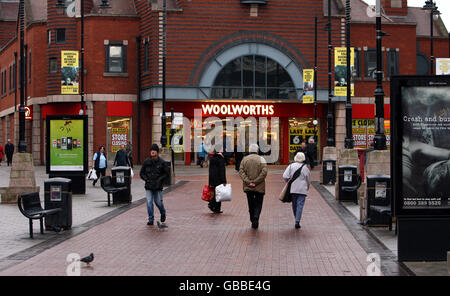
165,101,325,165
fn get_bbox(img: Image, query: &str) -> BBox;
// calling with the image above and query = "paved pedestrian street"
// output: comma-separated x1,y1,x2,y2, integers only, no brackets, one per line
0,167,375,276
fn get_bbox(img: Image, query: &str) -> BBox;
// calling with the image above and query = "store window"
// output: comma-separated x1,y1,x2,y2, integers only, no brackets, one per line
211,55,296,100
107,117,132,162
352,118,391,149
365,49,378,78
288,118,319,161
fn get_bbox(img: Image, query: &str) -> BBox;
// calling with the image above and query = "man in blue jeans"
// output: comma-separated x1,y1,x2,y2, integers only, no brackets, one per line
140,144,170,226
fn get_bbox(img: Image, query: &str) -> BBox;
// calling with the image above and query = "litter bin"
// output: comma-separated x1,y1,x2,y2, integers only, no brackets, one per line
44,178,72,230
111,166,132,204
162,160,172,186
338,165,361,203
323,158,336,185
366,175,391,226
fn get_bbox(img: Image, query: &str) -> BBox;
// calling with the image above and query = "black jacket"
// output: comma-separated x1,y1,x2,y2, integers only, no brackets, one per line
94,151,107,170
5,143,14,157
140,156,169,191
209,153,227,187
295,147,311,165
114,149,129,166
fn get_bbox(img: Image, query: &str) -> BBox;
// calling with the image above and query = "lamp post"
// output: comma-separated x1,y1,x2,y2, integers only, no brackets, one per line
326,0,335,147
161,0,168,148
344,0,354,149
314,16,318,142
423,1,440,75
373,0,387,150
18,0,26,153
80,0,85,115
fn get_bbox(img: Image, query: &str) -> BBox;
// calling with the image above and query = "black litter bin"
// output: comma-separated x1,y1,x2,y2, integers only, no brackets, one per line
338,165,361,203
366,175,391,226
323,158,336,185
111,166,132,204
162,160,172,186
44,178,72,230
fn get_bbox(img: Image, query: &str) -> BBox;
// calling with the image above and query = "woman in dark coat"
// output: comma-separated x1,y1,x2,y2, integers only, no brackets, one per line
208,151,227,213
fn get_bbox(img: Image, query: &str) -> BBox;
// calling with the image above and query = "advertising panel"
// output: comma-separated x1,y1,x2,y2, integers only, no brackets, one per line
61,51,79,95
302,69,314,104
436,58,450,75
111,127,128,153
391,76,450,217
334,47,355,97
46,115,87,174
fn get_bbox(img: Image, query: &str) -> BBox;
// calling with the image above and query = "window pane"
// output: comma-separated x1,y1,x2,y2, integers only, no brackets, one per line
255,55,265,87
366,50,377,78
214,57,241,87
50,58,58,73
242,55,254,87
266,58,278,87
109,58,123,72
417,53,429,75
110,46,123,58
56,29,65,43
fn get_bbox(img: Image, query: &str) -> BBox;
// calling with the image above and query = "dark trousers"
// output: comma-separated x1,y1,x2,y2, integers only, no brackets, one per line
246,191,264,223
129,157,133,168
6,154,12,166
208,190,221,212
93,168,106,185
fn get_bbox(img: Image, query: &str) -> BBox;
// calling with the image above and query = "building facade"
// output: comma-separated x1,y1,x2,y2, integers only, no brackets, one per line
0,0,448,167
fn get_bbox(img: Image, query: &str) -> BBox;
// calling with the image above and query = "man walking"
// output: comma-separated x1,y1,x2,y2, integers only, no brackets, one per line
239,143,268,229
114,144,130,167
5,139,14,166
140,144,170,226
126,141,133,168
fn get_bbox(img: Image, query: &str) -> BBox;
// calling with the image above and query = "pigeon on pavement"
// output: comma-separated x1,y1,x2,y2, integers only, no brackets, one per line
157,221,168,229
80,253,94,265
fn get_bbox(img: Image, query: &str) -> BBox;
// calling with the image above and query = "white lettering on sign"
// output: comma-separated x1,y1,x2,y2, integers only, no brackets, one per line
201,104,275,116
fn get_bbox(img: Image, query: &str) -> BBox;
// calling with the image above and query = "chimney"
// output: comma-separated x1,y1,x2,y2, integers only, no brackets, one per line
381,0,408,16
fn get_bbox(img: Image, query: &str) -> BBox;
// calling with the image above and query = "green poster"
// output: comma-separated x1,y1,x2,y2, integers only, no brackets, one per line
50,119,84,171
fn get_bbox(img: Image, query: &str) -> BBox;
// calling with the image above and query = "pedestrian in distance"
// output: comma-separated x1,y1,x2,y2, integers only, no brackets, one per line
0,143,3,166
283,152,311,229
114,144,130,167
5,139,14,166
307,137,317,169
295,141,312,168
140,144,170,226
126,141,133,168
208,149,227,214
238,143,268,229
92,145,107,186
197,142,206,168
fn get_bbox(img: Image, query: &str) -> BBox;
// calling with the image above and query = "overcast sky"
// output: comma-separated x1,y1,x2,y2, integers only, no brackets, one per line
362,0,450,30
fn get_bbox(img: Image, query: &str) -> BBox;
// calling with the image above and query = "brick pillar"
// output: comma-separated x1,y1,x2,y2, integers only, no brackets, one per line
335,102,346,153
152,100,162,147
32,105,41,165
87,101,94,169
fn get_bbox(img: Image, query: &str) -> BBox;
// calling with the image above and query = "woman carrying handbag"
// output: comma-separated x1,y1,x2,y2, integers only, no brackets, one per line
282,152,311,229
208,150,227,214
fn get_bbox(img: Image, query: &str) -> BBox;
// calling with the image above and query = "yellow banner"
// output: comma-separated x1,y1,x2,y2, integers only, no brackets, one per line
61,51,79,67
303,95,314,104
303,69,314,83
335,47,355,66
335,84,355,97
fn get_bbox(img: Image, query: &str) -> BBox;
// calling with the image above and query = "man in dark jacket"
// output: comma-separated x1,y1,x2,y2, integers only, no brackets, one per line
140,144,170,226
295,141,312,168
114,145,130,167
208,151,227,213
5,139,14,166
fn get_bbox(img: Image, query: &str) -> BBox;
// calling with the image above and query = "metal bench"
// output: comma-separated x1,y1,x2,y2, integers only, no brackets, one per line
100,176,127,206
18,192,62,238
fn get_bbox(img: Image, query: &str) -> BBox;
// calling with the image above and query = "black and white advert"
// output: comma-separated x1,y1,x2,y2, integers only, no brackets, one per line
401,86,450,210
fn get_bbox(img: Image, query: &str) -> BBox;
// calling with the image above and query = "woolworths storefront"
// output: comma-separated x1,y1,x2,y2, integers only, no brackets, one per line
159,102,326,166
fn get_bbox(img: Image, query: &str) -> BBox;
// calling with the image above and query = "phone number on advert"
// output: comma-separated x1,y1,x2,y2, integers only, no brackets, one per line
403,200,441,206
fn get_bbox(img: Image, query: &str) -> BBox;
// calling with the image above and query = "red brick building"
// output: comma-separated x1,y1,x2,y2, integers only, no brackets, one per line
0,0,448,167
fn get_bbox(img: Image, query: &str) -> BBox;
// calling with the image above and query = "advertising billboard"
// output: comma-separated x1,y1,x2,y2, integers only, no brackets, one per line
391,76,450,217
61,51,79,95
46,115,88,174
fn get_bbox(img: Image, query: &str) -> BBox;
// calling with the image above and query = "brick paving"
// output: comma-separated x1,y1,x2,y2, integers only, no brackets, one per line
0,166,370,276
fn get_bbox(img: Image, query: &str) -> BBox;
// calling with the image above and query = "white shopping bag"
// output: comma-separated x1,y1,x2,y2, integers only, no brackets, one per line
87,169,97,180
130,168,134,178
215,184,232,202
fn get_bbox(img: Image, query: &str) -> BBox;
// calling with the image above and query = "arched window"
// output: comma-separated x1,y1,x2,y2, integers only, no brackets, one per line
211,55,296,100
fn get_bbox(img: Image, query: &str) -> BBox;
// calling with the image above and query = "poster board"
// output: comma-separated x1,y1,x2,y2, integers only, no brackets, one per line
61,51,79,95
46,115,88,174
391,76,450,217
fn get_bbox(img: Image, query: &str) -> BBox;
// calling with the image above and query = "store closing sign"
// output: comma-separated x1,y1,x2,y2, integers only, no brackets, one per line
111,127,128,152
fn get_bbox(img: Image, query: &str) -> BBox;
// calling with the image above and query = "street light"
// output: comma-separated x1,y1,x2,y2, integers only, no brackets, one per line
326,0,335,147
18,0,26,153
373,0,387,150
423,1,441,75
161,0,168,148
344,0,354,149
